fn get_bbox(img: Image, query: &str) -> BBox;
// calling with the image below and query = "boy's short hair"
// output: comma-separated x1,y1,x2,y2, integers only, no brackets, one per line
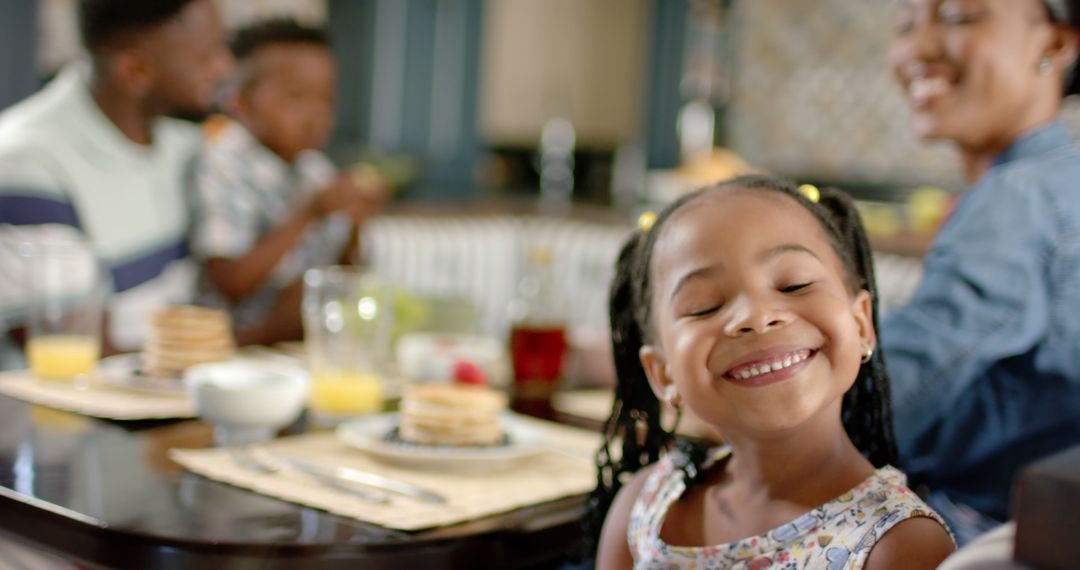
229,18,331,61
78,0,197,51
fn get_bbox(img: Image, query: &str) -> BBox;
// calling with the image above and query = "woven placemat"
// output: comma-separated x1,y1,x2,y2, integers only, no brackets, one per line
171,416,600,531
0,370,195,420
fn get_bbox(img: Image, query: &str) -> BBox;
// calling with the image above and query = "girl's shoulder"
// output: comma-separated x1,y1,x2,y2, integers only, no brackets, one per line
820,466,948,536
836,466,955,569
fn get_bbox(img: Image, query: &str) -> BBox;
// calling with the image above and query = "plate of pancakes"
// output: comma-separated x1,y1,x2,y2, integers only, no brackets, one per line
97,306,236,396
337,384,547,470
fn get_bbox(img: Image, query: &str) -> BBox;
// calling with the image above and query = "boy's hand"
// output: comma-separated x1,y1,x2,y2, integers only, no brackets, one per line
340,168,388,225
310,171,387,223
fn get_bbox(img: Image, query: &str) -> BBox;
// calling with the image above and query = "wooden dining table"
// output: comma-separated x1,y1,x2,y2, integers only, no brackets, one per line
0,394,591,569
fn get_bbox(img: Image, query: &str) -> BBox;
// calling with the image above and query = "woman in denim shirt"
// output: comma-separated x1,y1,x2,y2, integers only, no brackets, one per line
887,0,1080,544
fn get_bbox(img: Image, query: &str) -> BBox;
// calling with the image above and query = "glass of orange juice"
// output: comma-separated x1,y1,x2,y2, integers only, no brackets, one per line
21,238,106,385
302,266,391,426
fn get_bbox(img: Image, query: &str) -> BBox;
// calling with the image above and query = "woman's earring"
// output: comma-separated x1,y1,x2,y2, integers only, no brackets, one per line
861,345,874,364
1039,57,1054,75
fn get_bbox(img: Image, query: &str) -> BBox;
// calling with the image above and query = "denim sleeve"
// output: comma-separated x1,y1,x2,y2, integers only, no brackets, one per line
882,169,1053,444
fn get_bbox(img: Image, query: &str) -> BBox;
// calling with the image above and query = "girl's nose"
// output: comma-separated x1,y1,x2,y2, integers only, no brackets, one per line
722,293,789,337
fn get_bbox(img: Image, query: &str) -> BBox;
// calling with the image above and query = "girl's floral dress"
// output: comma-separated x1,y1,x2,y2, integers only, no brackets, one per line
628,447,952,569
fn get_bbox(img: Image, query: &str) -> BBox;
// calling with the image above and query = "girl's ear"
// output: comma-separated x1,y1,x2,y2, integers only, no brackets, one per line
639,344,673,401
851,289,876,351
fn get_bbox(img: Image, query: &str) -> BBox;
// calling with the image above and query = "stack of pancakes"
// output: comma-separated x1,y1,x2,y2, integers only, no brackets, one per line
399,384,508,446
143,306,235,378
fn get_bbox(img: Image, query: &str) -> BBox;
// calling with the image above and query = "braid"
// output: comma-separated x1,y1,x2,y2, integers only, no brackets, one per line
582,234,670,548
582,174,899,553
815,187,899,467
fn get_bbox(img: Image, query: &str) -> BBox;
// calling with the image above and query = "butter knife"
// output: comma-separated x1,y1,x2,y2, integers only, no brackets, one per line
271,455,448,504
227,447,390,504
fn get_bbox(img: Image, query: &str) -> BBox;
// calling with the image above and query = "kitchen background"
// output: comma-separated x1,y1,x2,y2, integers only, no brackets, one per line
6,0,1080,203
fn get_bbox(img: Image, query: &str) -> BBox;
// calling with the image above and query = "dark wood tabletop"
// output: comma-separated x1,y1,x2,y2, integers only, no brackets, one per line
0,395,591,569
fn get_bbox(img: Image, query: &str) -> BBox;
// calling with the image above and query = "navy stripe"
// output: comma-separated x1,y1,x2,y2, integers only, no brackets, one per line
0,194,81,228
110,240,188,293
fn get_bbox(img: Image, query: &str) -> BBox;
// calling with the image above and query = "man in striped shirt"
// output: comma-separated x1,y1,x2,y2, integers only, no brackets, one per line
0,0,232,364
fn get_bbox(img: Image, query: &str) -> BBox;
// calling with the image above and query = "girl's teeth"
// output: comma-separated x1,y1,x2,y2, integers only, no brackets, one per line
732,351,810,379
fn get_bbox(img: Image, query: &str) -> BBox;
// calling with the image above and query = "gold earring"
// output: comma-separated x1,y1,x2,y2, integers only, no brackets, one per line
861,345,873,364
1039,57,1054,75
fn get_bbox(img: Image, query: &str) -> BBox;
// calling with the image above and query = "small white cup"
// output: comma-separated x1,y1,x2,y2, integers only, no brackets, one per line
184,361,309,446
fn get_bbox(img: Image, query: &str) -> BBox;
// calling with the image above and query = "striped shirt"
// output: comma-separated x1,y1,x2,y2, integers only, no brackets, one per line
0,65,201,354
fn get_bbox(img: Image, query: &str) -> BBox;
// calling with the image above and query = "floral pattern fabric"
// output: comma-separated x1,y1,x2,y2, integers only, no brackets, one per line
628,448,951,569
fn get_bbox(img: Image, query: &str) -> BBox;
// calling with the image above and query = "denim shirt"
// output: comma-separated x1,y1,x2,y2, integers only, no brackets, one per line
883,120,1080,522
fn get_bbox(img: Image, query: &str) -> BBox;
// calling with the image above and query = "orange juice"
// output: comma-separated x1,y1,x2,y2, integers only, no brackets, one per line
308,371,383,416
27,334,99,380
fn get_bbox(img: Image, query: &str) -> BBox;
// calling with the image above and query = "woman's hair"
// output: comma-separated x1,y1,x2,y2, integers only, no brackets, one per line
583,174,898,546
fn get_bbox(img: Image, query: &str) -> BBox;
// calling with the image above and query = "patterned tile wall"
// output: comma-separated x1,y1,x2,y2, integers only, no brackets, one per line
726,0,1080,192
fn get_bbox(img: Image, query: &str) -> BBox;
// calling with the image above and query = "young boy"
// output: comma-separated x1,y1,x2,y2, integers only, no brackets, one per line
191,19,385,346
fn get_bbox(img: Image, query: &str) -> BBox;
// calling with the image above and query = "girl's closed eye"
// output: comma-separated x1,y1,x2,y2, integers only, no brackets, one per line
779,281,813,294
685,303,722,318
674,291,725,318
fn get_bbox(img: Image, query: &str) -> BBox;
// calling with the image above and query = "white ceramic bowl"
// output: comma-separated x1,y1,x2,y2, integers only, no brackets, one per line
184,361,309,433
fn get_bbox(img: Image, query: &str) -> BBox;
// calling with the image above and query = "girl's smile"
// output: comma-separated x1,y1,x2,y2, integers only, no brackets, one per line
721,347,818,387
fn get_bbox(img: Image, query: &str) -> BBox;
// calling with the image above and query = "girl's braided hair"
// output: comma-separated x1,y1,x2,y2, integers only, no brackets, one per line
583,174,898,548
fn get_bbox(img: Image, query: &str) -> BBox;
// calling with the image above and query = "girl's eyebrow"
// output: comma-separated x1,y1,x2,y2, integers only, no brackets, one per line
759,243,822,263
670,265,723,301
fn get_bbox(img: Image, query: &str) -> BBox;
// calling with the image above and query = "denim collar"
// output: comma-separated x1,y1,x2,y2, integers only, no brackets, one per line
993,120,1074,167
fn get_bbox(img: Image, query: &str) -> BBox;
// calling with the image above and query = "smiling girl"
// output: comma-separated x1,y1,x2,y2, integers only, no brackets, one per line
589,176,954,569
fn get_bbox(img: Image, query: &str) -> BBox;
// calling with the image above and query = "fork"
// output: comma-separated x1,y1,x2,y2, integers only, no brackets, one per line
226,446,390,504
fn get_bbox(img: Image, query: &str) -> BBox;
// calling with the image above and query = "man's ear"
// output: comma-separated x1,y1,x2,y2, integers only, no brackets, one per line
111,49,154,99
639,344,672,401
851,289,876,352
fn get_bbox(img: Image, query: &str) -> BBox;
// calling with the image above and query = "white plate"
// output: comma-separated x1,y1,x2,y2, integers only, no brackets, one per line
96,353,188,396
336,412,547,471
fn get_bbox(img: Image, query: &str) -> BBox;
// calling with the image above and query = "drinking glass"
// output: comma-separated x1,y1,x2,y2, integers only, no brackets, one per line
302,266,392,426
20,238,107,385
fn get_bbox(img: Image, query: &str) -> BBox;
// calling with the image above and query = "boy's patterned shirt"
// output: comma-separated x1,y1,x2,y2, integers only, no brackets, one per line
190,119,352,328
628,448,951,570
